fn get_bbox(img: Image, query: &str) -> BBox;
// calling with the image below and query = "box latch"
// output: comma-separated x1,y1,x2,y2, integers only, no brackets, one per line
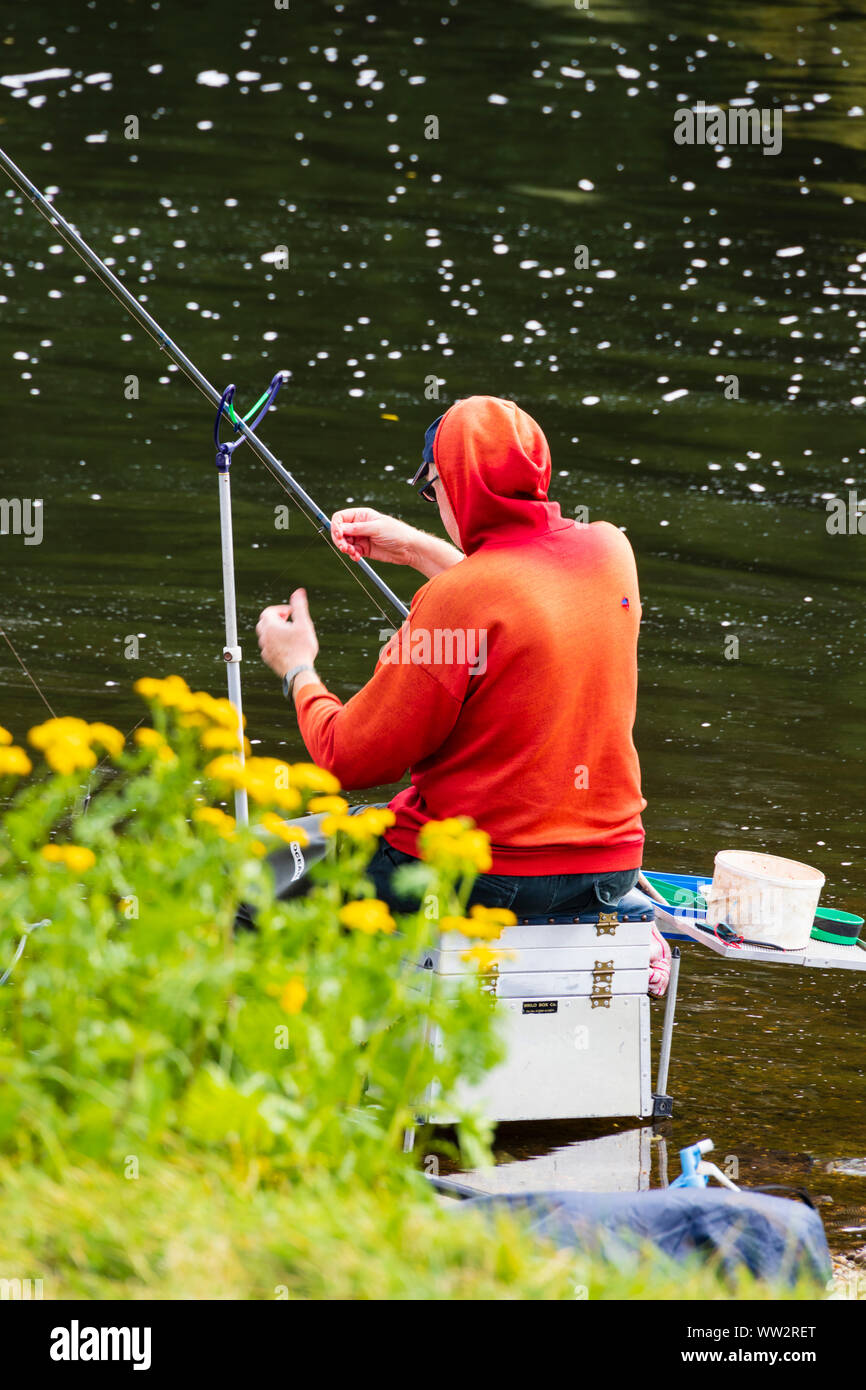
595,912,619,937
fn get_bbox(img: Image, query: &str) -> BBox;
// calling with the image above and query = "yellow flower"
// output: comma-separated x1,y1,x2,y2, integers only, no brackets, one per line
349,807,396,838
289,762,341,795
207,756,319,814
0,726,12,746
307,795,349,815
133,677,166,700
460,945,515,972
88,722,125,758
339,899,396,935
205,753,245,785
419,817,492,874
243,758,290,805
462,904,517,940
179,712,209,729
194,806,236,838
322,806,395,842
200,726,244,751
320,813,350,837
259,812,310,848
249,839,268,857
28,716,91,750
41,843,96,873
470,904,517,927
439,913,505,941
278,976,307,1015
135,727,164,749
197,694,244,730
243,759,303,813
135,727,177,763
138,674,193,710
44,738,97,776
268,787,302,814
28,717,125,775
0,746,32,777
136,674,240,722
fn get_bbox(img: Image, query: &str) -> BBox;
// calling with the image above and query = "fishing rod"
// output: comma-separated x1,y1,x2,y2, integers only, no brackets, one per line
1,145,411,827
0,147,411,624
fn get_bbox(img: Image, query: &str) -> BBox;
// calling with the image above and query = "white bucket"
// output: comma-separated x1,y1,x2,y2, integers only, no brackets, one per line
704,850,825,950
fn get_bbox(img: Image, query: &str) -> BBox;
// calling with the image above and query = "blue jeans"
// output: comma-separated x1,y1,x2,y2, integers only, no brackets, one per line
235,805,639,929
365,839,639,918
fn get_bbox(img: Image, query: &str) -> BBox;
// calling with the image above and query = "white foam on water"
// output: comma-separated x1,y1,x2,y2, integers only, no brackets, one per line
0,68,71,87
196,70,230,87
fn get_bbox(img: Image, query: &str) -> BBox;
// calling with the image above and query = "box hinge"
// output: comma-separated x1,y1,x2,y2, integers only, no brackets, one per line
591,957,615,1007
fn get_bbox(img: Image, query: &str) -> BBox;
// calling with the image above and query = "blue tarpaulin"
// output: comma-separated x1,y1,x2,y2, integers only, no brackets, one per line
463,1187,831,1286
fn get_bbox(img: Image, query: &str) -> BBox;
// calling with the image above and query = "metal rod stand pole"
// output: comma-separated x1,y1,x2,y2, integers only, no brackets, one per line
217,461,248,827
655,946,681,1097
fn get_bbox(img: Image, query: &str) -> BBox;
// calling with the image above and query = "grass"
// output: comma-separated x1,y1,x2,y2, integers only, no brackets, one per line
0,1156,833,1301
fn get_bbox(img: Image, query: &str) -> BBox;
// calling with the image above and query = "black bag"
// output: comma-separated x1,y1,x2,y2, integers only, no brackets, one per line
234,813,333,929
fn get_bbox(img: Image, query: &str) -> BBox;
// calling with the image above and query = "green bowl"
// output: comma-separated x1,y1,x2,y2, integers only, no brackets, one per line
811,908,864,946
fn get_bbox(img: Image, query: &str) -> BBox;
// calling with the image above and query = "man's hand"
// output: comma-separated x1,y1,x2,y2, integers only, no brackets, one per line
331,507,463,579
331,507,420,567
256,588,319,681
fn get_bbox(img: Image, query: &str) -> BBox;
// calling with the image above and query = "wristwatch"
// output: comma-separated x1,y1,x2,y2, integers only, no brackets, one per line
282,664,316,699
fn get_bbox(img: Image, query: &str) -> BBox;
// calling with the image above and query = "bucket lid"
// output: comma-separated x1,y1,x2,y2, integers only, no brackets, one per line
714,850,825,888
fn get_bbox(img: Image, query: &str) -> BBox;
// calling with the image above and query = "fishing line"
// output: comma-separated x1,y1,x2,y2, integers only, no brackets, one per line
11,169,394,621
0,920,50,987
0,146,406,831
20,185,384,608
0,146,410,625
0,623,58,717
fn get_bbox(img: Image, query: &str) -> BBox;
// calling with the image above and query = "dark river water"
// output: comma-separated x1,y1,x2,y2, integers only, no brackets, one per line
1,1,864,1255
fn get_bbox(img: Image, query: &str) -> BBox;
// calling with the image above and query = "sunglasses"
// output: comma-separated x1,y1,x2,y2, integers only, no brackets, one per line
409,459,439,502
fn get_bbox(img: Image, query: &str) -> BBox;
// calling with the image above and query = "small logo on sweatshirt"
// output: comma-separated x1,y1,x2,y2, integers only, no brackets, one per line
621,596,629,610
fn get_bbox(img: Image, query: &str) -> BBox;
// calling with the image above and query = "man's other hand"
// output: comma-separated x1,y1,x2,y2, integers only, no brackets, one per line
257,588,319,680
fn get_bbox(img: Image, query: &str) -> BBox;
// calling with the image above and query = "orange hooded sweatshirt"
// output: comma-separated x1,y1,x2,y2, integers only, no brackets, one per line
296,396,646,874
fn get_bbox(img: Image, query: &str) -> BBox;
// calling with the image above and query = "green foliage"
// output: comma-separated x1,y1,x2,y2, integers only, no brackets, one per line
0,685,502,1183
0,683,834,1300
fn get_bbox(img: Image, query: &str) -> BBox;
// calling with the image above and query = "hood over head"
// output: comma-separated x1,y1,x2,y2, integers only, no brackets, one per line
431,396,564,555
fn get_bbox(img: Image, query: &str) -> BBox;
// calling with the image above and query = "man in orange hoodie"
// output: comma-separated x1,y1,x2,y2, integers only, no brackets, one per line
256,396,646,915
